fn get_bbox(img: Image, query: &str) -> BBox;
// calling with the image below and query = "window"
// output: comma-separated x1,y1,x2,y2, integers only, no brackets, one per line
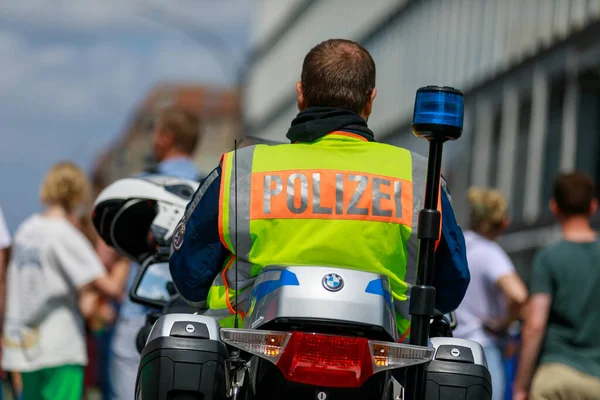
576,68,600,196
487,106,503,187
512,94,532,221
540,73,565,212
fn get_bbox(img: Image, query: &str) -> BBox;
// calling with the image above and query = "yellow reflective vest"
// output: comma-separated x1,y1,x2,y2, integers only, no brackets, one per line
206,132,441,340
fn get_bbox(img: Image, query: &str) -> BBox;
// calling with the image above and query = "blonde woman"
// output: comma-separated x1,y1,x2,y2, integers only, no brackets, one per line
2,162,122,400
454,188,528,400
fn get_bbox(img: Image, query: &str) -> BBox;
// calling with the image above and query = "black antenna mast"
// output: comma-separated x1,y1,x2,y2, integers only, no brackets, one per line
234,139,239,329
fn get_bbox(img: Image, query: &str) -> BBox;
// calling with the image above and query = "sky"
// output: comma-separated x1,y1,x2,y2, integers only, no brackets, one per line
0,0,254,233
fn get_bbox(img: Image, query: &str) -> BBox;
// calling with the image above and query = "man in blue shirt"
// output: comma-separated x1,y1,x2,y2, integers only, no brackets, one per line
170,40,470,325
109,106,202,400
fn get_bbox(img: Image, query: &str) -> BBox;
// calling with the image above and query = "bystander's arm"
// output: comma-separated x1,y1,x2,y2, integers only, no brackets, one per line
513,251,553,399
495,273,528,327
78,285,99,319
80,241,130,329
513,293,551,399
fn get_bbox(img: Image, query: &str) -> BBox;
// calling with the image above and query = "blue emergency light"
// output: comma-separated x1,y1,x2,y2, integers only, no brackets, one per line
412,86,464,141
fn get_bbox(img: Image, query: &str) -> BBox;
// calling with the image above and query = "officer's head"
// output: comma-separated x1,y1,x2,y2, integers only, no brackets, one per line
297,39,377,120
550,172,598,220
152,106,201,163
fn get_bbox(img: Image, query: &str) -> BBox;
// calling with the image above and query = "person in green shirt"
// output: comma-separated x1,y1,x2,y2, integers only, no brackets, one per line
514,172,600,400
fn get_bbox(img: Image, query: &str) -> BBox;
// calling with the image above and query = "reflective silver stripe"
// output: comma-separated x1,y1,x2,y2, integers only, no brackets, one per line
335,173,344,214
200,147,257,315
441,175,452,207
183,168,220,223
224,259,254,292
348,174,369,215
224,259,254,312
394,299,411,321
372,177,392,217
209,258,255,314
263,175,283,214
405,151,428,291
286,173,309,214
313,173,333,215
226,146,256,258
221,146,257,315
394,180,403,219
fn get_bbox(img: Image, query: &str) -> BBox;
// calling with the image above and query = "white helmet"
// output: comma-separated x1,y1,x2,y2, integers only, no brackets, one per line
93,175,199,263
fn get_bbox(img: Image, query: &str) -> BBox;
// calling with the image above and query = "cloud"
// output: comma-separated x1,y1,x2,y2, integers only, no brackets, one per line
0,0,252,232
0,0,252,122
0,30,243,123
0,0,252,34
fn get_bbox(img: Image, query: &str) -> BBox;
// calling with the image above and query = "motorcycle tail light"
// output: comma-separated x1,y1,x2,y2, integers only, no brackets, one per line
368,339,435,373
220,329,434,388
220,329,291,364
276,332,372,388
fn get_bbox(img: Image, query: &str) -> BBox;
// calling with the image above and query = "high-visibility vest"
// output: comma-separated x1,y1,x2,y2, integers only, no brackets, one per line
206,132,441,341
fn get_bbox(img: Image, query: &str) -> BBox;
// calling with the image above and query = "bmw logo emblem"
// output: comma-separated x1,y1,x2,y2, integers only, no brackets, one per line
322,273,344,292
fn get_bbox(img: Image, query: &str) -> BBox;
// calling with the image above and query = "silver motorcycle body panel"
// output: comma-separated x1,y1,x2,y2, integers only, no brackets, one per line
146,313,221,344
244,265,398,341
429,337,488,368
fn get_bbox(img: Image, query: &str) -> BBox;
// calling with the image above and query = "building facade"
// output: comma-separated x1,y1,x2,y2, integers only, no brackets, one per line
243,0,600,279
92,83,240,196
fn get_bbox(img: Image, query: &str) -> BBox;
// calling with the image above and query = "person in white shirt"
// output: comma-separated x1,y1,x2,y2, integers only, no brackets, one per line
0,204,11,399
0,204,11,338
0,205,9,252
454,188,528,400
2,162,122,400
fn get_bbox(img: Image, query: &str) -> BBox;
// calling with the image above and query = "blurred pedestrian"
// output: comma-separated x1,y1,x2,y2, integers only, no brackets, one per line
1,161,122,400
0,204,11,400
454,187,528,400
94,240,128,400
74,214,129,400
109,106,202,400
514,172,600,400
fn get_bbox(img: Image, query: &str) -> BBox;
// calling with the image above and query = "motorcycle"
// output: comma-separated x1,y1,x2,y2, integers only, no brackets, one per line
92,86,492,400
127,259,489,400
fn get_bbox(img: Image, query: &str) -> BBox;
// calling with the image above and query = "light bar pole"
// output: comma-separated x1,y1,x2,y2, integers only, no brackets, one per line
406,86,464,400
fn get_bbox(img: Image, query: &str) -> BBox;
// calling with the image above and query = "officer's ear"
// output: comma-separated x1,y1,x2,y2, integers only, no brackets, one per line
362,87,377,120
296,81,307,111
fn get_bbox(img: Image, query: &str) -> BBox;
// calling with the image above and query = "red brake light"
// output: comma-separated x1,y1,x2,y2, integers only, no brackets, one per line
220,328,434,389
276,332,373,388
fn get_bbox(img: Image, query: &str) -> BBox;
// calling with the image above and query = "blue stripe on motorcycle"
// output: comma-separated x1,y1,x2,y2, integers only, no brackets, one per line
365,278,393,307
251,270,300,302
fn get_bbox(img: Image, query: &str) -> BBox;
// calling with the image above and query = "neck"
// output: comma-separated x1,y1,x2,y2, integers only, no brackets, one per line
476,230,499,241
161,149,191,162
561,216,596,242
45,205,68,218
287,107,375,143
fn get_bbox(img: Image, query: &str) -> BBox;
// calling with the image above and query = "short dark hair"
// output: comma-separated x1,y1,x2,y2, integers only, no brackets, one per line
157,106,201,155
552,172,596,216
301,39,376,114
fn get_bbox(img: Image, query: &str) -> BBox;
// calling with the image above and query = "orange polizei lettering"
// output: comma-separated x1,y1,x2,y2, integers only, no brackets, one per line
250,169,413,226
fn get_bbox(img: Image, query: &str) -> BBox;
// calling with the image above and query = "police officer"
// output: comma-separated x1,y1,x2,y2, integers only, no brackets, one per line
170,39,470,339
